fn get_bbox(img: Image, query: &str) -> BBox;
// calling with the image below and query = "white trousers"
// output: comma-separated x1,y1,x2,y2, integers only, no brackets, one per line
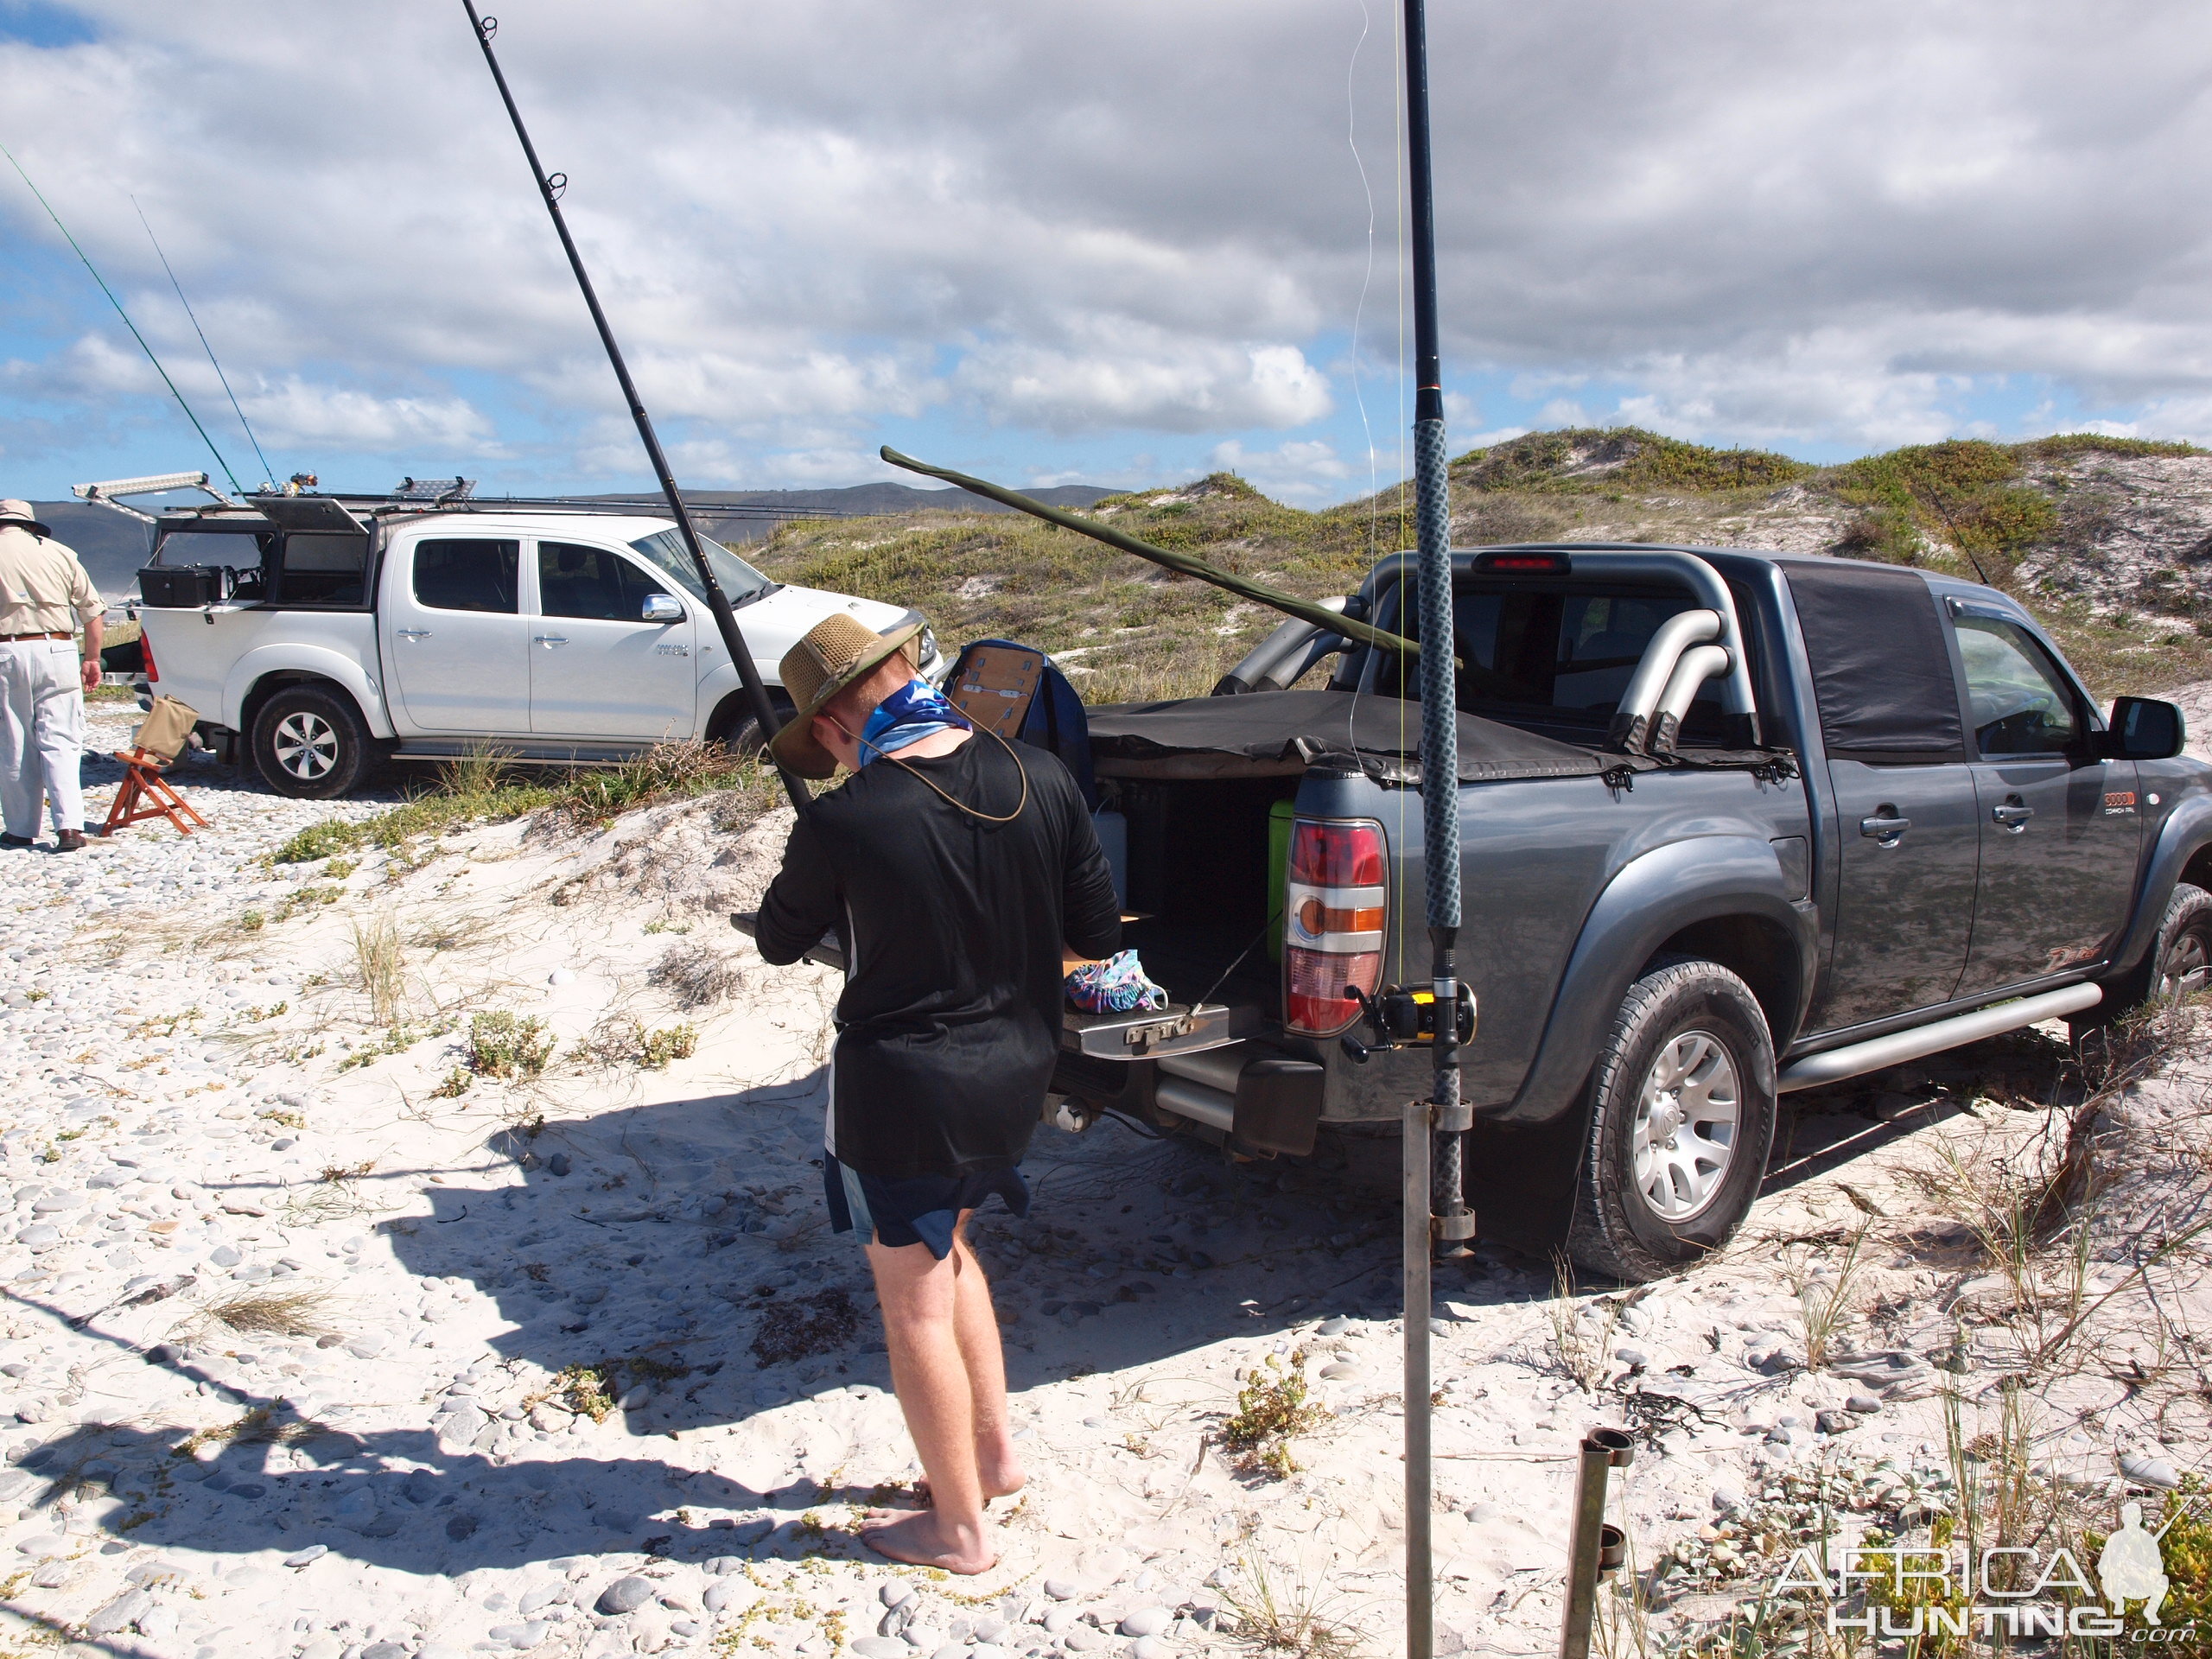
0,639,86,836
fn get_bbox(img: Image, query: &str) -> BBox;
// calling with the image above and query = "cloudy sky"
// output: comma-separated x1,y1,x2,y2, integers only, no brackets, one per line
3,0,2209,506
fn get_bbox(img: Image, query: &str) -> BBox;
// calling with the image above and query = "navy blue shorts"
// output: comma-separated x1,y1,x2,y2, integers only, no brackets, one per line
822,1152,1029,1259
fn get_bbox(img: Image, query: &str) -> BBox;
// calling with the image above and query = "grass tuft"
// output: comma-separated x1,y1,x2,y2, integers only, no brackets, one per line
1220,1351,1329,1478
466,1011,553,1081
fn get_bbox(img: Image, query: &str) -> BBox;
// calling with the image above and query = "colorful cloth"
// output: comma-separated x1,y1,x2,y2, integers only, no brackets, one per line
857,676,972,766
1065,949,1169,1014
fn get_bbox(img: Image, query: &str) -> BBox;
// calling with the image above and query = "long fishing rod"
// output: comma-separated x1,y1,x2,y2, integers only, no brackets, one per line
1401,2,1475,1656
132,196,276,489
460,2,808,814
0,139,245,496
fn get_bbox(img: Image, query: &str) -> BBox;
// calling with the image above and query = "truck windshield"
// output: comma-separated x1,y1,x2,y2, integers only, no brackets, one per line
626,529,774,606
1394,585,1726,741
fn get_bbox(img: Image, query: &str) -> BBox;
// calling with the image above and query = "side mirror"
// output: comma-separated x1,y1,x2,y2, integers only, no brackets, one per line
2101,696,2187,760
640,593,683,624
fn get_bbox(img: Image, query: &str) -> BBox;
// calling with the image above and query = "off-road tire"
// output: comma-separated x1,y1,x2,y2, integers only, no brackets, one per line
2075,881,2212,1033
251,685,374,799
1566,956,1778,1283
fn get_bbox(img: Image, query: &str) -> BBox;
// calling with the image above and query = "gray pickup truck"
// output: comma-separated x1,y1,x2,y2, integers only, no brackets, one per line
1051,544,2209,1281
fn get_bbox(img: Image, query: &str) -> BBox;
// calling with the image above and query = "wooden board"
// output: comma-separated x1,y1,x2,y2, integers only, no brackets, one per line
948,644,1044,740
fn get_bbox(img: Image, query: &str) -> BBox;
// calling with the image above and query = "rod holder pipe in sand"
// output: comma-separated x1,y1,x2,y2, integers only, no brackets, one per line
1560,1428,1635,1659
1399,0,1474,1653
462,2,808,816
879,448,1423,663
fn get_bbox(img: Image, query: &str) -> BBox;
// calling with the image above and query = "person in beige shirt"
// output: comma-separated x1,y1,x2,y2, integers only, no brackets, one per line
0,499,104,852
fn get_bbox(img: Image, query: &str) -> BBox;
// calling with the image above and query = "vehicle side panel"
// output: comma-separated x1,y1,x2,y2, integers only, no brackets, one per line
142,609,390,737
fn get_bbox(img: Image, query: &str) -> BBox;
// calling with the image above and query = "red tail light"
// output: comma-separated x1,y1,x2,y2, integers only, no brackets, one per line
1284,817,1387,1034
141,632,158,683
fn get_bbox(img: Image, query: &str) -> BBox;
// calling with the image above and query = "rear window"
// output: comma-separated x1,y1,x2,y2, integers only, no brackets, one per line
276,531,367,607
1383,584,1728,741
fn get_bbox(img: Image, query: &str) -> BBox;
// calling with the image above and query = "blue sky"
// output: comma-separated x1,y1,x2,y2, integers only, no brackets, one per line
4,1,2209,507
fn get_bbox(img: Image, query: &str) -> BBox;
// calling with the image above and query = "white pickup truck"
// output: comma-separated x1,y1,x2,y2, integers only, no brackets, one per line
129,490,937,798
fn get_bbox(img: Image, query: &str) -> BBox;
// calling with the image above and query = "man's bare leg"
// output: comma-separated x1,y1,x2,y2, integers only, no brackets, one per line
950,1229,1024,1499
860,1223,996,1573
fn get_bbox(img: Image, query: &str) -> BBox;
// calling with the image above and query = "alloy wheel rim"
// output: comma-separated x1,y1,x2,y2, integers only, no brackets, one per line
273,712,338,780
1630,1029,1741,1223
2159,928,2211,1000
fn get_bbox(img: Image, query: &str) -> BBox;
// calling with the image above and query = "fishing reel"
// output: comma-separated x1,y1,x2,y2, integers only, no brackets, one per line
1339,982,1474,1064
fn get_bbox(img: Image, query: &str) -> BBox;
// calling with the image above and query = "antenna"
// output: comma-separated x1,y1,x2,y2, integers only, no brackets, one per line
131,196,276,489
459,2,806,813
1400,3,1474,1656
0,139,245,496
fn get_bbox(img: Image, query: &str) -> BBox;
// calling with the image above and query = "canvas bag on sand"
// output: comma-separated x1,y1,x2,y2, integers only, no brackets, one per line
131,696,200,761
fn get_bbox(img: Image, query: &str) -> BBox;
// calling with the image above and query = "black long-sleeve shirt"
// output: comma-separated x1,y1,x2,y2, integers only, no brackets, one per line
755,734,1121,1179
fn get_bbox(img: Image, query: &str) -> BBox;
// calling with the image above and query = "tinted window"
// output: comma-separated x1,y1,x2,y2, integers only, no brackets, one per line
279,531,366,607
1955,614,2079,755
537,542,672,622
1393,586,1726,739
412,538,518,614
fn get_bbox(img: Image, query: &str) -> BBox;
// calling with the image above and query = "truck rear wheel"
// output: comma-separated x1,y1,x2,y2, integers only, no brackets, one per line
2078,881,2212,1033
251,685,373,799
1567,956,1777,1283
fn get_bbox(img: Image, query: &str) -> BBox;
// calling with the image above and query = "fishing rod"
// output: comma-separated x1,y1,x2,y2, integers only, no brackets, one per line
461,2,808,814
0,139,245,497
879,447,1424,661
1401,1,1473,1654
133,196,276,489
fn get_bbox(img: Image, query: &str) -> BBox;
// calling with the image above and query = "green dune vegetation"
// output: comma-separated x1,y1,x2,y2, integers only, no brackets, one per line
746,429,2211,703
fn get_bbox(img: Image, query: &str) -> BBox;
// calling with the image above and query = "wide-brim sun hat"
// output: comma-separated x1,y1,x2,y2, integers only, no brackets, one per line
770,612,927,779
0,500,53,538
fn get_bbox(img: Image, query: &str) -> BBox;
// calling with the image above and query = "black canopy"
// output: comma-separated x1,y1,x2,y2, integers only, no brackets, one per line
1087,689,1610,784
1784,562,1964,764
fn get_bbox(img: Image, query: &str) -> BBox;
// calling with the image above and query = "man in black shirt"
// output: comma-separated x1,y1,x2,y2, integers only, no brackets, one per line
756,613,1120,1573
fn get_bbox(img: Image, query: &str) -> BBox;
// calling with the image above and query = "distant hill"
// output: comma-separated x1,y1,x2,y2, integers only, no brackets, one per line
29,500,155,600
579,481,1114,544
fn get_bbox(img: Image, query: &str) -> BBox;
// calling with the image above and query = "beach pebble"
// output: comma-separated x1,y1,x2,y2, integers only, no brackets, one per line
283,1544,328,1567
1815,1409,1853,1435
880,1580,917,1608
359,1644,410,1659
2120,1453,2180,1489
549,969,575,985
1319,1363,1362,1381
1132,1639,1172,1659
849,1642,907,1659
1119,1606,1173,1637
85,1590,152,1637
1845,1393,1884,1414
1044,1578,1080,1600
596,1575,656,1615
1614,1347,1649,1368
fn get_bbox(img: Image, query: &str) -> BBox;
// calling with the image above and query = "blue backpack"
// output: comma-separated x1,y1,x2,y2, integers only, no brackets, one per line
944,637,1096,808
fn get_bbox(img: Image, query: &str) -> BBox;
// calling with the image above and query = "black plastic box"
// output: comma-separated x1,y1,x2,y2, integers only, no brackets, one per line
137,565,232,608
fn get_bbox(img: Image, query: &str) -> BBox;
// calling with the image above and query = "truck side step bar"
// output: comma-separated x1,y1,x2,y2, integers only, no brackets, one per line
1776,982,2103,1094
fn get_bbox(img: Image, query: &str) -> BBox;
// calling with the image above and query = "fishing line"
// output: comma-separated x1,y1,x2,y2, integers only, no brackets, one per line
0,138,245,495
132,195,275,489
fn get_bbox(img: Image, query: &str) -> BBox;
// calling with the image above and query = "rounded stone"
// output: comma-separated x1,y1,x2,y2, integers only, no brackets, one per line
594,1574,655,1616
1119,1606,1172,1637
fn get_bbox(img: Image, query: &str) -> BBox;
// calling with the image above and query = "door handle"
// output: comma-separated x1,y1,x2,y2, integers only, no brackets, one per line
1992,799,2034,832
534,635,569,647
396,628,430,640
1859,811,1910,845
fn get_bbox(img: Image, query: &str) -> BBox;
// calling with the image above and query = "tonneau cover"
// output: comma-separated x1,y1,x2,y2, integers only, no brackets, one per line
1087,689,1796,785
1088,690,1608,783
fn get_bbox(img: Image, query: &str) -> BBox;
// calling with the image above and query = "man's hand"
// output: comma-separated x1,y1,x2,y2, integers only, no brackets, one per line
79,613,104,692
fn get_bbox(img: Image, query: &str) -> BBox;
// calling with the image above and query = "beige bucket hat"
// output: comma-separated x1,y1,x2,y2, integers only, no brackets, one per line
0,500,53,537
770,612,927,779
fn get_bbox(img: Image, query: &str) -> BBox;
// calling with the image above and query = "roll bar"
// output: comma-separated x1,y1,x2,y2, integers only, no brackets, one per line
1216,596,1351,695
1649,644,1733,755
1355,546,1763,746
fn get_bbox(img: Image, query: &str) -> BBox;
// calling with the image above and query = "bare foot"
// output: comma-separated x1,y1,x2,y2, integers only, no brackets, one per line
860,1508,997,1574
903,1455,1027,1510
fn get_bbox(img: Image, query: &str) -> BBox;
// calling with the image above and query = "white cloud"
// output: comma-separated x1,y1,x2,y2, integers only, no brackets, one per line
3,0,2212,484
1209,438,1352,503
